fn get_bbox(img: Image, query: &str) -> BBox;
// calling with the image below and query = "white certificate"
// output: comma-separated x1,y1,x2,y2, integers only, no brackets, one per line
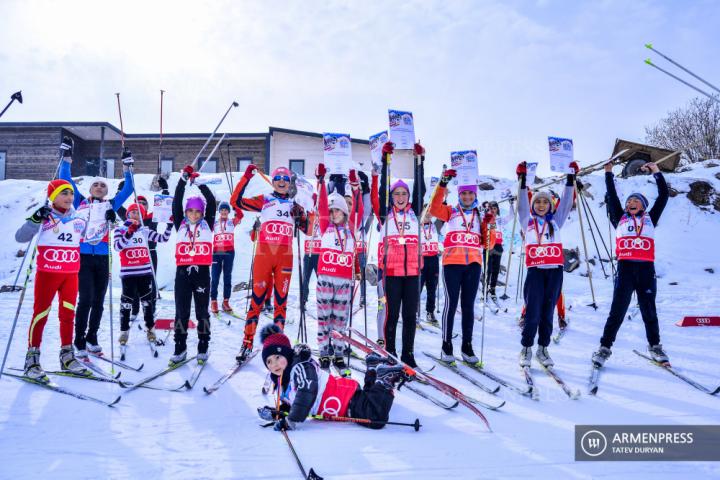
388,109,415,150
548,136,574,173
450,150,479,188
323,133,352,175
153,194,174,224
526,162,539,185
369,130,388,168
84,201,111,244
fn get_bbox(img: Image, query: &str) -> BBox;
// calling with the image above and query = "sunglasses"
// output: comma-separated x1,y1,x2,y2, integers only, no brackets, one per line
273,175,291,182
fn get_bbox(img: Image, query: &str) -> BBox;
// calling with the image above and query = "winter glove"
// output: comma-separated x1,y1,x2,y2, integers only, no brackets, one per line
30,205,52,224
293,343,312,362
371,163,381,177
60,136,74,158
290,203,305,219
483,210,494,223
516,162,527,178
253,217,261,232
243,164,257,180
576,178,585,192
182,165,199,183
315,163,327,181
273,417,295,431
348,169,359,189
105,209,117,223
439,169,457,186
258,406,287,421
413,143,425,156
157,176,169,191
358,171,370,194
381,141,394,155
121,147,134,166
124,219,140,235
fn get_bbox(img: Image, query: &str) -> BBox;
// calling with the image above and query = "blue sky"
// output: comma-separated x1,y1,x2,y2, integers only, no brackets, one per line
1,0,719,177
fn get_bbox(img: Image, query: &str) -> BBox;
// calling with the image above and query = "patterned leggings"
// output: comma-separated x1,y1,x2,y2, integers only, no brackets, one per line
316,274,353,357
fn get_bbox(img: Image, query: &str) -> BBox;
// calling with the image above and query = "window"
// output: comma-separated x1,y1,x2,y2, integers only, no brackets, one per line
289,159,305,176
0,151,5,180
161,157,174,175
236,157,252,172
104,159,115,179
198,157,217,173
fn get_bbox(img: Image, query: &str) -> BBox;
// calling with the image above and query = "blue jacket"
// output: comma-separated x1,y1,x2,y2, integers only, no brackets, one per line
58,160,134,256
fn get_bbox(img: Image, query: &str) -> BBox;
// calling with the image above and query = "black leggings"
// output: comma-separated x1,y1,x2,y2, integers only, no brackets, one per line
441,263,481,344
348,374,394,429
174,265,211,355
74,254,110,350
121,274,155,331
420,255,439,313
487,250,502,295
383,275,418,356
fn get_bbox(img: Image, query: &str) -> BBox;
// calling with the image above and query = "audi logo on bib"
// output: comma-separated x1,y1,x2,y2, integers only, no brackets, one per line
214,233,233,242
120,247,150,267
445,231,481,248
264,222,293,236
38,246,80,273
43,248,79,263
321,251,352,267
615,236,655,262
319,396,342,416
177,244,211,256
525,243,564,267
126,248,149,260
318,248,354,278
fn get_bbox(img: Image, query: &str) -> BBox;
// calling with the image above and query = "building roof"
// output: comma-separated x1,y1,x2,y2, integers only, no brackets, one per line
0,122,371,144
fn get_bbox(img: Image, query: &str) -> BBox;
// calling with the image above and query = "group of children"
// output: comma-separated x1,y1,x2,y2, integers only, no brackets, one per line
15,136,672,431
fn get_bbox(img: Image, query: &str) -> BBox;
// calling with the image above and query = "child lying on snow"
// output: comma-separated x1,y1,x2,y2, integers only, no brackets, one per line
256,325,414,430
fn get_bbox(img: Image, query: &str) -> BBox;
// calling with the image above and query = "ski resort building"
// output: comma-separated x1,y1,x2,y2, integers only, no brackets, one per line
0,123,415,181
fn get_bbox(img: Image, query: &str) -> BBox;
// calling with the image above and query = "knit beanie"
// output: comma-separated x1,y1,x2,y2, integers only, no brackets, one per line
47,179,73,203
260,324,294,368
626,193,649,211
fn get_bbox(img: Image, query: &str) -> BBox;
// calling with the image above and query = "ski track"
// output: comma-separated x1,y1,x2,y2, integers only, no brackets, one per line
1,169,720,479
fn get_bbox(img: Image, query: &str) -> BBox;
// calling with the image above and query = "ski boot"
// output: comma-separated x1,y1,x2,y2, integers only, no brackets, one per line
60,346,89,375
519,346,532,367
440,341,454,363
169,350,187,367
222,299,233,313
319,356,331,370
558,316,568,330
210,300,219,314
400,351,418,369
365,352,391,370
461,341,479,364
648,344,669,364
426,311,439,327
86,342,102,355
592,346,612,367
24,347,48,383
535,346,554,368
236,340,253,364
146,328,157,344
119,330,129,346
333,356,351,377
376,363,414,389
197,340,209,364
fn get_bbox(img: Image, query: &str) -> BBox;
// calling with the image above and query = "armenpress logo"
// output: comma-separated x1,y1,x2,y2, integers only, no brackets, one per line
581,430,607,457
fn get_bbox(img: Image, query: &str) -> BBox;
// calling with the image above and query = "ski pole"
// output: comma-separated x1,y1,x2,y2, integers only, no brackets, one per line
3,241,33,293
0,237,38,379
108,224,115,375
479,216,491,367
197,133,227,174
157,89,165,175
500,186,520,300
574,178,597,309
644,59,720,106
295,222,307,344
577,186,609,279
246,223,259,314
190,101,239,169
311,414,421,431
646,43,720,95
115,93,125,148
515,246,525,304
0,90,22,119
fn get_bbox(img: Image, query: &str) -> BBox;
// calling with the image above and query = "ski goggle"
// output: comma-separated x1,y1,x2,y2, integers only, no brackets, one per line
273,175,291,182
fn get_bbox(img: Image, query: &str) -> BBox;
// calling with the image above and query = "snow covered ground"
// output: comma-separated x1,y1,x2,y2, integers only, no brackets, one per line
1,164,719,479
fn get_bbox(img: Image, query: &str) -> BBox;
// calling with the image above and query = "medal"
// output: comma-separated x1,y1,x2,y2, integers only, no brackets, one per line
53,227,59,233
633,238,643,248
536,246,545,255
189,248,196,257
398,237,406,245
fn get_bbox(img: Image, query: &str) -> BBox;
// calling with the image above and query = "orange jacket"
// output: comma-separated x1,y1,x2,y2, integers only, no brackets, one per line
429,185,491,266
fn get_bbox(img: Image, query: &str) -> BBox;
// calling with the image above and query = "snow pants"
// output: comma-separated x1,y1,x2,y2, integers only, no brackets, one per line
383,275,419,356
316,274,353,357
442,263,481,344
211,251,235,301
600,261,660,349
243,243,293,347
487,249,502,295
347,373,395,429
420,255,439,313
522,266,563,347
29,271,78,348
74,253,109,350
120,274,155,331
174,265,211,355
131,249,157,316
300,253,318,308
